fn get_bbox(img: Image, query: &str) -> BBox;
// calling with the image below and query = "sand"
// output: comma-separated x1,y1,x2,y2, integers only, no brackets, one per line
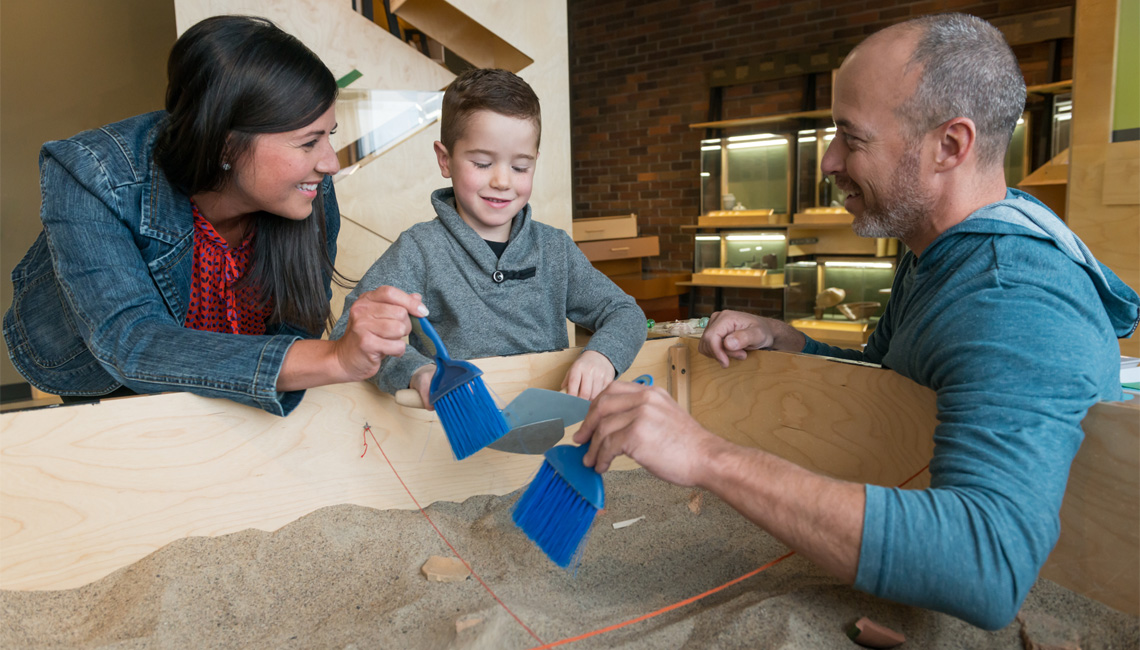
3,469,1137,649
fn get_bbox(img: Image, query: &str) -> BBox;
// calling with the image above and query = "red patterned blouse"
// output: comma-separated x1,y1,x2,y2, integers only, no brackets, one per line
184,202,273,335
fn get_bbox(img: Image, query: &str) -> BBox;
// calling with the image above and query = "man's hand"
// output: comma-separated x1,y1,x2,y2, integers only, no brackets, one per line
698,310,804,367
409,363,437,411
561,350,617,400
573,380,719,486
333,286,428,382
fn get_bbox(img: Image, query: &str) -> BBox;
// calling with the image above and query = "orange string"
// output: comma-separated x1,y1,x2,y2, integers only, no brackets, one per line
526,550,797,650
524,462,932,649
362,424,545,645
364,420,931,650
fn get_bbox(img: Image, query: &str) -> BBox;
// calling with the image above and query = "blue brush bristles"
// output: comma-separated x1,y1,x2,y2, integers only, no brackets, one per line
417,317,510,460
512,375,652,568
432,376,510,460
512,452,600,569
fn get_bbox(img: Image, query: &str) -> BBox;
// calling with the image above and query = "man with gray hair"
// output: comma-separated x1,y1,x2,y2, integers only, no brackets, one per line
575,13,1139,630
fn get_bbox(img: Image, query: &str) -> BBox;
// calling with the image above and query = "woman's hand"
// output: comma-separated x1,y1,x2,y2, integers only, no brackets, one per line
278,286,427,391
333,287,428,381
561,350,616,401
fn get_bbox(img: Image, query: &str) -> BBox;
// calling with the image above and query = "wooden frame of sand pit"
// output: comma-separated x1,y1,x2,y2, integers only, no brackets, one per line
2,336,1137,618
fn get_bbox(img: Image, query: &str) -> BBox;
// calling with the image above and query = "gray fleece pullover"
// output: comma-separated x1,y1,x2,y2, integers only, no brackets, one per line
332,188,647,394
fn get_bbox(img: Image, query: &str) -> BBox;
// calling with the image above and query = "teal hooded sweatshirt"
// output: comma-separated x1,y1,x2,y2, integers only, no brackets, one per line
803,189,1139,629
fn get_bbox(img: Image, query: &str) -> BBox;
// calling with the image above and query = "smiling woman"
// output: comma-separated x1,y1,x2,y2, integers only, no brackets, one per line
1,15,427,416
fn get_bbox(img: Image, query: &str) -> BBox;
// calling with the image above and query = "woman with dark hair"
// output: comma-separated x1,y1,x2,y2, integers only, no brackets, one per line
3,15,425,415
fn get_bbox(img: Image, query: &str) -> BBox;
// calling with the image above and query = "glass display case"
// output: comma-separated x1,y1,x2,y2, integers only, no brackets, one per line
700,134,790,215
1003,113,1029,186
693,231,787,272
694,234,722,271
795,127,848,210
690,230,788,288
784,257,896,323
723,231,787,271
1051,94,1072,158
332,89,444,178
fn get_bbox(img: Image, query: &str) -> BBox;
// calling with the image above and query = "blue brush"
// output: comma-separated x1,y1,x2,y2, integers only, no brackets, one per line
512,374,653,568
417,317,510,460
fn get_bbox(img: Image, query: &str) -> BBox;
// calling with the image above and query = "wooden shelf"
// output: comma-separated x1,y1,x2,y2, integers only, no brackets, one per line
677,281,785,290
690,108,832,130
1026,79,1073,95
685,221,864,232
681,271,786,289
694,81,1071,132
696,214,790,227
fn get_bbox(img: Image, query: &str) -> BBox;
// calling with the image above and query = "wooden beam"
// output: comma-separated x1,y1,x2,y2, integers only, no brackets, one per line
390,0,533,72
1026,79,1074,95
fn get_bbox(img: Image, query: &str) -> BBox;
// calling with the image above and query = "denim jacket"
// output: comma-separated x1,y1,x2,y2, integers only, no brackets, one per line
3,111,340,416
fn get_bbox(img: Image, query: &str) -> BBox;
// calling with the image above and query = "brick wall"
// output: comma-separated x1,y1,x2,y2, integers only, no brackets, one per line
568,0,1074,317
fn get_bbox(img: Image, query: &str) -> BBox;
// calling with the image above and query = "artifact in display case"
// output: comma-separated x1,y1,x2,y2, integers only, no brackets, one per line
690,231,788,288
785,257,896,346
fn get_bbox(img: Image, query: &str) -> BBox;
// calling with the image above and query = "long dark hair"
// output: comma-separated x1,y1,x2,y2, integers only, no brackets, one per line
154,15,345,334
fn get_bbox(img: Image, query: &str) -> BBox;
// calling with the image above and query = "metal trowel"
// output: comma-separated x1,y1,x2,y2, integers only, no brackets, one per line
394,387,590,454
488,388,591,454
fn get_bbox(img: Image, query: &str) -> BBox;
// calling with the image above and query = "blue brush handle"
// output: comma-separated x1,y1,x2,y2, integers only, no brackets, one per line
417,317,451,361
544,443,604,510
542,374,654,510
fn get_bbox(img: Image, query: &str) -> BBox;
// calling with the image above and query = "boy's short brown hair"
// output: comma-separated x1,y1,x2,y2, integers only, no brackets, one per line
439,68,541,152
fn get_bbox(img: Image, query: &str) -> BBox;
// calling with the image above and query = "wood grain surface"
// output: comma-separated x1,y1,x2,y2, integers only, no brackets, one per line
2,337,1135,618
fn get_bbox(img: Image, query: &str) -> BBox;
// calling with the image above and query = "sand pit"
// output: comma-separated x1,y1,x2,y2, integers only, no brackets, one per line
2,469,1137,649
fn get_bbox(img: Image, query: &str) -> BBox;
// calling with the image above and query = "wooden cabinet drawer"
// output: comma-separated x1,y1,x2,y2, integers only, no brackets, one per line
609,272,689,300
572,214,638,242
577,236,659,262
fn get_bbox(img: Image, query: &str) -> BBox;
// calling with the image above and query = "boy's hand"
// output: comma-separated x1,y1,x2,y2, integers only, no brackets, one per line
562,350,616,401
409,364,437,411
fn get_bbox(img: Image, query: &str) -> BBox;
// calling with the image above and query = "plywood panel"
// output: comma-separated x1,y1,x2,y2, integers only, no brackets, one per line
687,346,938,489
1041,399,1140,615
1068,0,1140,357
2,337,1134,616
454,0,574,234
0,338,673,591
333,127,447,243
329,217,391,323
1102,141,1140,205
683,339,1137,615
176,0,574,259
174,0,454,94
390,0,533,72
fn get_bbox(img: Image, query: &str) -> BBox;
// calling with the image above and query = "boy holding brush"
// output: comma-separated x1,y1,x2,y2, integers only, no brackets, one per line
332,68,645,407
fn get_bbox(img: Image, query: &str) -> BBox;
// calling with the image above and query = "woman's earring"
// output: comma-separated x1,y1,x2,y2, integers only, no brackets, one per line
221,162,232,171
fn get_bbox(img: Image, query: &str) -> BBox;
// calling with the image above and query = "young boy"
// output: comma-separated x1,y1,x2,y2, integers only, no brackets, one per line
332,68,646,407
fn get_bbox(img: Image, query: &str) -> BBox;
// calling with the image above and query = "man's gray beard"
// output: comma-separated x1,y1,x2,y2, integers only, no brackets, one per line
851,146,930,240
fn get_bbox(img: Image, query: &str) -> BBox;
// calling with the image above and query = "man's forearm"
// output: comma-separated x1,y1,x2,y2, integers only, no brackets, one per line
695,436,864,582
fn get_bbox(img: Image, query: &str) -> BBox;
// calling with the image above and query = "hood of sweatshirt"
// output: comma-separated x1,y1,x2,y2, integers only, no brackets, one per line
938,188,1139,339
